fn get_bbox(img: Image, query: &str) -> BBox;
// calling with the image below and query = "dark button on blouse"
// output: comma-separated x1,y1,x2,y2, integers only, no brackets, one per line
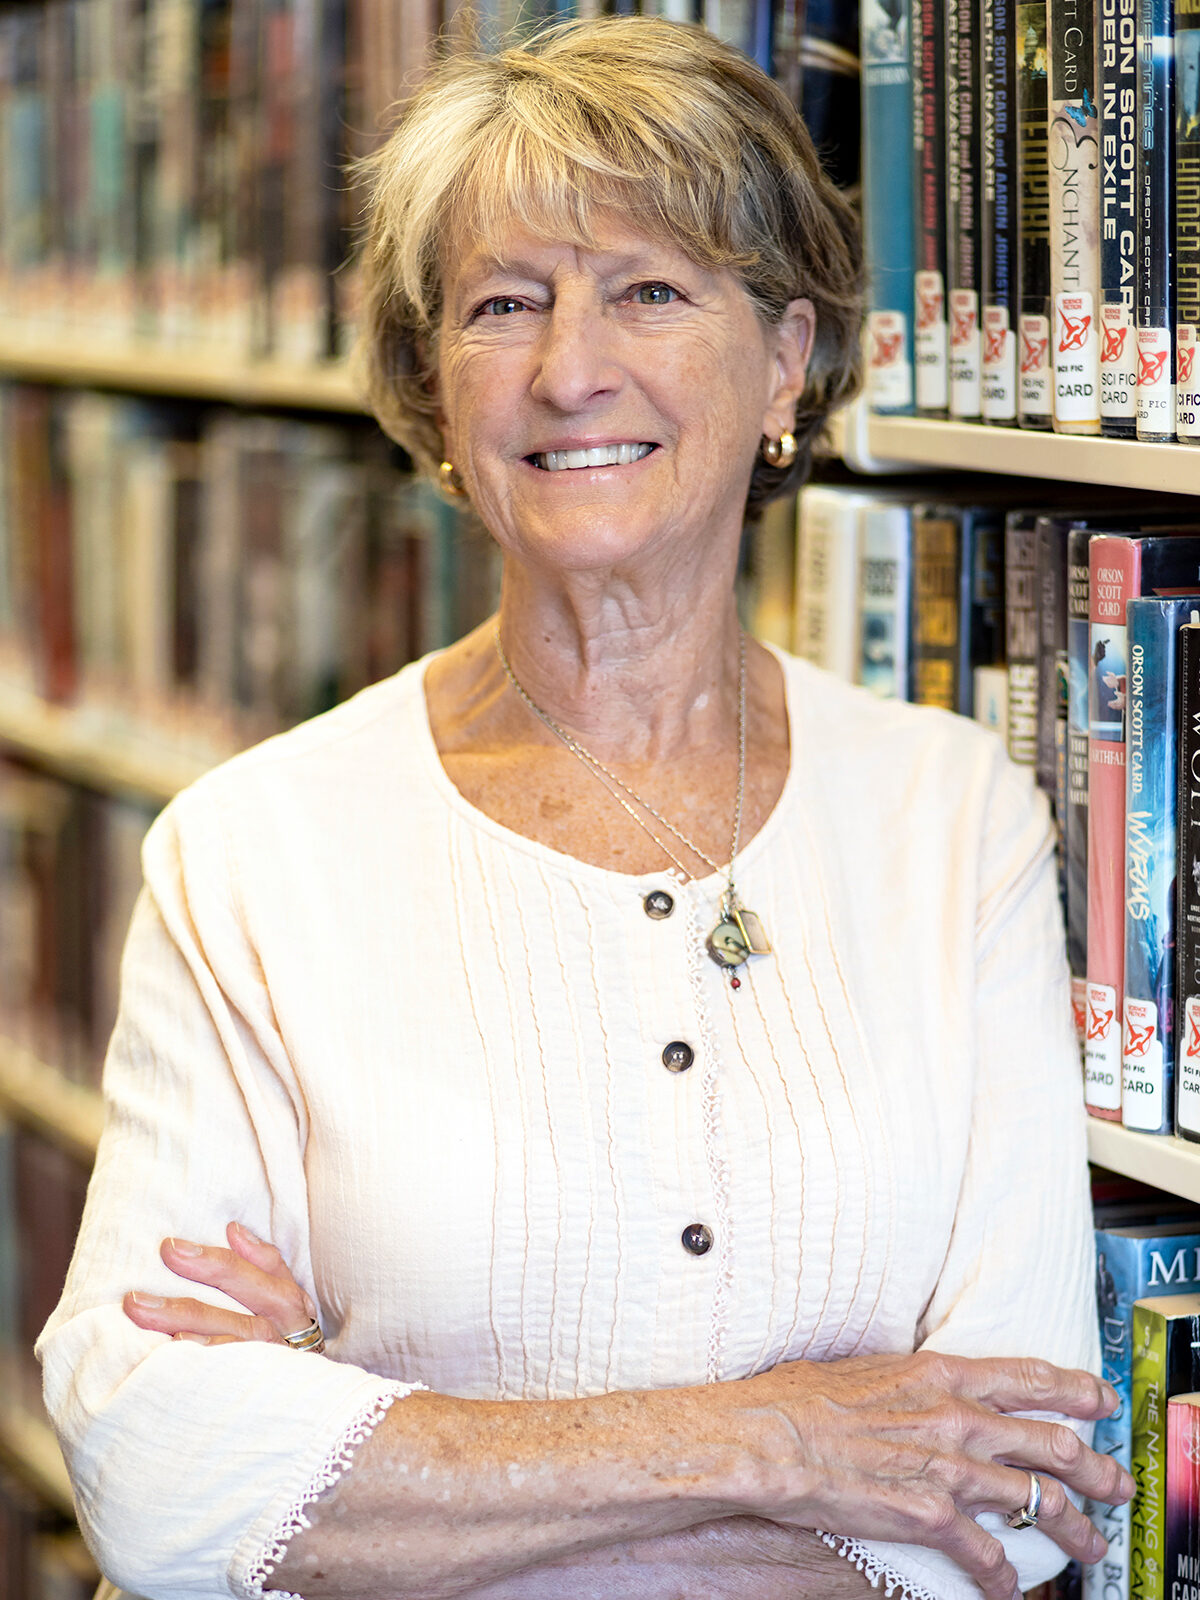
681,1222,714,1256
662,1040,695,1073
643,889,675,919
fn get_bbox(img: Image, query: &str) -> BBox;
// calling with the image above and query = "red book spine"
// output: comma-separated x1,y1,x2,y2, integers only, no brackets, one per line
1086,536,1141,1119
1167,1395,1200,1598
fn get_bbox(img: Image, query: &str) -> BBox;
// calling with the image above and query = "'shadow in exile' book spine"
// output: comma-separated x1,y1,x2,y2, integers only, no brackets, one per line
982,0,1019,419
912,0,950,409
1175,0,1200,443
1099,0,1139,434
1049,0,1103,433
1135,0,1176,441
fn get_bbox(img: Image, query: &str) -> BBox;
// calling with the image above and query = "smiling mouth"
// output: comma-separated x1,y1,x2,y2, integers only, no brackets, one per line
529,443,657,471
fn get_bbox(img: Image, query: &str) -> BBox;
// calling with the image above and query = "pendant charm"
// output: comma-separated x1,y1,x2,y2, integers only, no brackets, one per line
705,904,771,971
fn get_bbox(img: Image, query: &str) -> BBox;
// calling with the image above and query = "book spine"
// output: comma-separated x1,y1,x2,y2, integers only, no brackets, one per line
858,502,913,698
911,507,961,711
961,511,1005,718
1087,535,1141,1119
945,0,983,416
1132,1300,1169,1600
1135,0,1176,441
1175,619,1200,1140
1048,0,1103,432
1099,0,1140,435
981,0,1019,419
1006,513,1040,765
912,0,950,410
1017,0,1054,425
862,0,916,412
1037,521,1070,912
1166,1396,1200,1600
1069,527,1092,1051
1122,600,1185,1135
1174,0,1200,443
794,489,863,681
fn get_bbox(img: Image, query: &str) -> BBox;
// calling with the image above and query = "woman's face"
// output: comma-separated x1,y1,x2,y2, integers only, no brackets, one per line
436,211,813,583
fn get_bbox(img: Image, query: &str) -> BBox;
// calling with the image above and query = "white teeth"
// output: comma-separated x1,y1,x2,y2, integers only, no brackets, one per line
534,443,654,471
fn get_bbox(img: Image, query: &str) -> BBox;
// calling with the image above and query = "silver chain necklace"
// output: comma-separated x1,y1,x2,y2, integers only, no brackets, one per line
494,627,771,980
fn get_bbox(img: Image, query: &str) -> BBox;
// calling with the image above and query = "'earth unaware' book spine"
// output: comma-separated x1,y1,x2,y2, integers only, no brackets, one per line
1135,0,1177,440
1100,0,1140,434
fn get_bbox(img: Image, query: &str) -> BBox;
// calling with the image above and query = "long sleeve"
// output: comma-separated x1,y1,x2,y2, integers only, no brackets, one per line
820,749,1098,1599
36,784,414,1600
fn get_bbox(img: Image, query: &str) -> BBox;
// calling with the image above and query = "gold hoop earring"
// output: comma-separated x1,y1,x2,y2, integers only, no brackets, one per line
761,431,798,469
438,459,467,498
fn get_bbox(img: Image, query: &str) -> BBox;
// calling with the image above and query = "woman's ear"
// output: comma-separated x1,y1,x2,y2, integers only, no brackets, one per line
762,297,815,439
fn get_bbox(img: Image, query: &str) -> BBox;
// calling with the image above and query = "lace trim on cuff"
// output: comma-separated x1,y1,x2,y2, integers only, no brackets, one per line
818,1531,942,1600
241,1380,426,1600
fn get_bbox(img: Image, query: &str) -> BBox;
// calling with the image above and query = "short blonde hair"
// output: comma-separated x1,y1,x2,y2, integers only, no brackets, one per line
354,15,863,509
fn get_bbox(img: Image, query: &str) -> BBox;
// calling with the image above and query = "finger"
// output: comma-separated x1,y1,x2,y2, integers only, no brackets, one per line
975,1415,1134,1505
226,1222,317,1318
159,1238,312,1335
920,1351,1117,1421
940,1460,1107,1568
899,1494,1022,1600
124,1290,282,1344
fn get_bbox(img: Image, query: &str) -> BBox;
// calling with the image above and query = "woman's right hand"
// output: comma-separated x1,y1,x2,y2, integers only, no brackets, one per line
723,1348,1128,1597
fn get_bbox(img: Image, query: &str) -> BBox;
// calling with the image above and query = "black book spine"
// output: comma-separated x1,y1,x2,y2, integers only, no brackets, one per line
1005,513,1039,765
1136,0,1177,439
913,0,950,410
1100,0,1140,434
982,0,1019,420
1176,615,1200,1140
1037,519,1070,919
1016,0,1054,426
1175,0,1200,443
1067,526,1092,1048
961,508,1005,716
946,0,983,417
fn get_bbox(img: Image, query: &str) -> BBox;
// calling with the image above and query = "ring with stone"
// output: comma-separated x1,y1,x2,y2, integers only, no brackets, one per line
281,1318,326,1354
1004,1472,1042,1530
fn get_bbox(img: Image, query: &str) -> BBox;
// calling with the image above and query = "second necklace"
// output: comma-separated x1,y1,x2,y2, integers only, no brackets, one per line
494,627,772,980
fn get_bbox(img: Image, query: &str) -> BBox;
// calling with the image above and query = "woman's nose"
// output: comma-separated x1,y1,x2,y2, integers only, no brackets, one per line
529,300,623,412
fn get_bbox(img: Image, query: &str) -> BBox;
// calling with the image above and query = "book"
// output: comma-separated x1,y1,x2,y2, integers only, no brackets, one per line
1175,614,1200,1140
858,497,913,698
861,0,915,413
981,0,1018,421
1037,517,1070,915
1131,1293,1200,1600
794,484,867,680
1017,0,1054,426
1048,0,1103,433
1175,0,1200,444
945,0,982,418
911,0,950,411
1069,525,1093,1047
910,501,1005,716
1135,0,1176,443
1122,597,1200,1134
1098,0,1139,437
1005,510,1039,765
1166,1394,1200,1600
1087,1221,1200,1600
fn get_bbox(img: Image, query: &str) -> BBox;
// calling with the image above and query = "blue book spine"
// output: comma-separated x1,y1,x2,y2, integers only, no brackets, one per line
1087,1227,1200,1600
1123,597,1194,1134
861,0,915,412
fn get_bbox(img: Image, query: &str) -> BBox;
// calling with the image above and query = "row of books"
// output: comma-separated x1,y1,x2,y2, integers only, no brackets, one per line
0,382,499,756
0,0,857,358
0,1465,97,1600
860,0,1200,442
790,484,1200,1141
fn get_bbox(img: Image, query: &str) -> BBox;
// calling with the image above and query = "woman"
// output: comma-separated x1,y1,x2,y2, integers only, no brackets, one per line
39,18,1128,1600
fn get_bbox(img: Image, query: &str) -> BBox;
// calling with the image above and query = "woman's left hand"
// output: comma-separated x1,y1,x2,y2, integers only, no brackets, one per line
123,1223,317,1347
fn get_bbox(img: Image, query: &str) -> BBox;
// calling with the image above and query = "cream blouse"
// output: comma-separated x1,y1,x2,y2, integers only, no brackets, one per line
38,647,1099,1600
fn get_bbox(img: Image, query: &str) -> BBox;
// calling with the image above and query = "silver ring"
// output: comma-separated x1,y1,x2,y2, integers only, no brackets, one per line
1004,1472,1042,1530
281,1318,326,1354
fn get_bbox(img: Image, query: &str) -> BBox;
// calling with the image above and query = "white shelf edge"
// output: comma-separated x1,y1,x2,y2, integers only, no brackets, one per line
1087,1118,1200,1204
0,1040,104,1164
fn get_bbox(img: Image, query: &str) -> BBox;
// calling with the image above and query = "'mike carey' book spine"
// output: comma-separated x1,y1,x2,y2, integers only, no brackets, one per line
1087,533,1138,1119
1005,512,1039,765
1122,596,1194,1135
1086,1225,1200,1600
1166,1395,1200,1600
912,0,950,411
1099,0,1139,436
1069,525,1093,1050
862,0,916,412
981,0,1018,420
1174,0,1200,445
1049,0,1103,433
1175,615,1200,1140
1131,1294,1200,1600
945,0,983,417
1017,0,1054,426
1135,0,1177,442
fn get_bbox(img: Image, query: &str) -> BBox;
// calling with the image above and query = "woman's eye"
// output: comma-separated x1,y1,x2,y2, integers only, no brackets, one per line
632,283,678,306
478,297,527,317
